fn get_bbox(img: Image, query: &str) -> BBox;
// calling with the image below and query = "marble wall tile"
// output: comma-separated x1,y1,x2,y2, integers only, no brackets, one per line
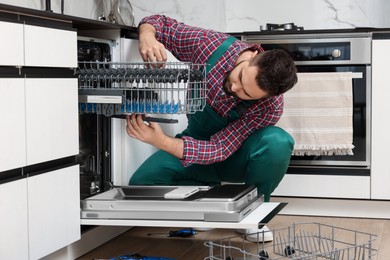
0,0,226,30
225,0,390,32
62,0,98,20
130,0,226,31
0,0,99,20
0,0,40,9
1,0,390,32
318,0,390,28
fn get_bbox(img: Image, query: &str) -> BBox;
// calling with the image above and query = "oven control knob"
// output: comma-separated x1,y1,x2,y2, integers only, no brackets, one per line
332,49,342,58
284,24,293,30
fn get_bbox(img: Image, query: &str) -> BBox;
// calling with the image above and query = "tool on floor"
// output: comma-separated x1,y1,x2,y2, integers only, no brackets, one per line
147,228,197,238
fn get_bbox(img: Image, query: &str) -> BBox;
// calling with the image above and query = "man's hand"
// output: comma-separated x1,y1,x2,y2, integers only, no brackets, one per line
126,114,164,144
126,114,184,159
138,23,168,63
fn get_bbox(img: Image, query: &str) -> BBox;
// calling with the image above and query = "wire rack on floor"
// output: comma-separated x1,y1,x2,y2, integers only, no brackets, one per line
76,61,207,118
204,222,378,260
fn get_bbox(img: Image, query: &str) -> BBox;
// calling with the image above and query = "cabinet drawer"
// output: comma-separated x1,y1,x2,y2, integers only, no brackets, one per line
0,178,29,260
28,165,80,259
24,25,77,68
25,78,78,165
0,21,24,66
0,78,26,172
273,174,370,199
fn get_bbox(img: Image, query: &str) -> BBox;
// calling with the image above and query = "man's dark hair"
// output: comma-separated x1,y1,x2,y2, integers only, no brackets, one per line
250,49,298,96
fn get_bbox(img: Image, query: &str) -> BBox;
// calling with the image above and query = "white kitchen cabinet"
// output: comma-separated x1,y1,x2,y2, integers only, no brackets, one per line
0,21,24,66
0,22,77,68
28,165,80,259
371,39,390,200
0,166,80,260
0,14,81,260
24,25,77,68
0,78,79,170
0,78,27,172
25,78,79,165
0,178,29,260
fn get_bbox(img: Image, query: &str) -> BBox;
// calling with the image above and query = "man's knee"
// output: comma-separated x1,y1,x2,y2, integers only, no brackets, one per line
250,126,294,163
245,127,294,201
255,126,294,162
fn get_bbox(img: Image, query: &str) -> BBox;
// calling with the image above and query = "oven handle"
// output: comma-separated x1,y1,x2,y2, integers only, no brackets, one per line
298,72,363,79
297,71,363,79
295,60,370,66
351,72,363,78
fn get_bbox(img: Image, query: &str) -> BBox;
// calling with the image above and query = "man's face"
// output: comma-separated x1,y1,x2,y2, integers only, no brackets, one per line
222,60,268,100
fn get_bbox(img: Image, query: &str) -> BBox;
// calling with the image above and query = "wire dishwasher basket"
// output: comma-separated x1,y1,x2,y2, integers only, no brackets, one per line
204,222,378,260
76,61,207,120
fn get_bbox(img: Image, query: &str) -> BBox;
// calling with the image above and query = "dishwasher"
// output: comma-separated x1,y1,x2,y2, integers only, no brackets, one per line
76,38,285,229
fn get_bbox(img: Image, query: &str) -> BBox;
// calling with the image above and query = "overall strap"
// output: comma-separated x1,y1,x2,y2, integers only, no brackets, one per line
206,36,238,73
181,36,238,139
205,35,256,122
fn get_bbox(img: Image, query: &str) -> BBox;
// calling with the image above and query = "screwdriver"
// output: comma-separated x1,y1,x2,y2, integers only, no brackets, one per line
147,228,197,238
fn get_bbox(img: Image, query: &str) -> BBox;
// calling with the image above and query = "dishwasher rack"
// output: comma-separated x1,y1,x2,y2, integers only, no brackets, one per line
76,61,207,118
204,222,378,260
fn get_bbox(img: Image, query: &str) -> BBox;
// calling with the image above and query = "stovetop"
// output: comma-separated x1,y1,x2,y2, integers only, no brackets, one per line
239,22,390,36
260,23,304,32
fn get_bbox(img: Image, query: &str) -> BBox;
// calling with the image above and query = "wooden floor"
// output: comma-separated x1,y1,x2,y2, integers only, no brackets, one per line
78,215,390,260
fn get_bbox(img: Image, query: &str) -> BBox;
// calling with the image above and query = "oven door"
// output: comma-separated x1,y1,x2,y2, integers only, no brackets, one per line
274,65,371,199
244,34,372,198
249,34,371,172
289,65,370,169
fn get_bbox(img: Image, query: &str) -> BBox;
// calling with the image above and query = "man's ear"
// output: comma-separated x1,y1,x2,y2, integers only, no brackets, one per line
251,50,259,58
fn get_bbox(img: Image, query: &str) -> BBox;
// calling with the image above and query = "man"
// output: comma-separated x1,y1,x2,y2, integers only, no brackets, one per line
126,15,297,240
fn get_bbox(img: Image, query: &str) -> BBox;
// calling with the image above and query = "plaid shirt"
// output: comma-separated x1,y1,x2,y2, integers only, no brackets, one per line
140,15,284,166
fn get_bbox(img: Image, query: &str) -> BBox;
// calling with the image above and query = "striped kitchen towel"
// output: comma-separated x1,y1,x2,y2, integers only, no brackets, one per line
276,72,354,156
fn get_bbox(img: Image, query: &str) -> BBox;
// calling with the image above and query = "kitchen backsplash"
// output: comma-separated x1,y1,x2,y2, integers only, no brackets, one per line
1,0,390,32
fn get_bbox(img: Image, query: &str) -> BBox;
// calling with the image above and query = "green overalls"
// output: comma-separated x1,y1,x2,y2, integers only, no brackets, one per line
129,37,294,202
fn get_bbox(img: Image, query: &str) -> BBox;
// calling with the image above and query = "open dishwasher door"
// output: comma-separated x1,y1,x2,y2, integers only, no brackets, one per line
80,184,286,229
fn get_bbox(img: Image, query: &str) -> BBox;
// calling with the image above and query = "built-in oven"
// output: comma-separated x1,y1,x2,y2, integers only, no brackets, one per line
243,32,372,178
